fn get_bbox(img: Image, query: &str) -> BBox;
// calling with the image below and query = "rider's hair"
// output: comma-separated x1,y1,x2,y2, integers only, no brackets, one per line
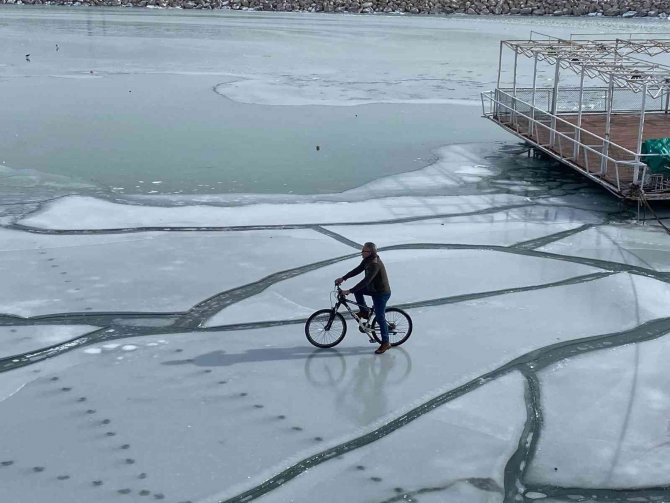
363,242,377,255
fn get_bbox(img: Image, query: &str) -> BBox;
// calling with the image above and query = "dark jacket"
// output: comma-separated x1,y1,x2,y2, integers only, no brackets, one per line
343,255,391,294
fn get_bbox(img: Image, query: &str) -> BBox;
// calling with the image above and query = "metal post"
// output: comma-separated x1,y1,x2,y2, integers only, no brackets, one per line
497,42,504,89
636,84,647,155
511,47,519,129
574,66,585,162
550,58,561,147
530,52,538,136
512,47,518,96
635,83,648,186
614,39,620,65
601,74,615,174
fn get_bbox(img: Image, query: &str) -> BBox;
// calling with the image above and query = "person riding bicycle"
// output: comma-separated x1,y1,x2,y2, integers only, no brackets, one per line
335,242,392,354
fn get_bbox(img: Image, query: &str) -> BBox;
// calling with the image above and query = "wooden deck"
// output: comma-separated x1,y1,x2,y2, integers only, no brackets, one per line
497,111,670,199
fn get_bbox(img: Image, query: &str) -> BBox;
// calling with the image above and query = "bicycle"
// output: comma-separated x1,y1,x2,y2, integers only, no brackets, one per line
304,286,413,349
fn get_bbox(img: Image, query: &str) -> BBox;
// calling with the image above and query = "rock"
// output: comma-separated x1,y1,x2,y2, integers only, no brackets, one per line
6,0,670,17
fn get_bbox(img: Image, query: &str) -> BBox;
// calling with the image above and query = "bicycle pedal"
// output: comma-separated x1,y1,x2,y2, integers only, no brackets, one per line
368,338,376,344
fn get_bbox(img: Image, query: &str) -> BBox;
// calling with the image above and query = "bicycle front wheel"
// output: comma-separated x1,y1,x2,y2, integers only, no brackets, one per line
305,309,347,348
371,308,413,346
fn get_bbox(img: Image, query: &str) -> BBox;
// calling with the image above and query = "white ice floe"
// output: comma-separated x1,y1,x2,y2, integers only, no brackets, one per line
0,227,352,317
3,271,667,503
19,193,530,230
527,334,670,488
325,217,585,248
254,372,526,503
214,77,482,107
0,325,98,359
540,224,670,272
204,247,600,327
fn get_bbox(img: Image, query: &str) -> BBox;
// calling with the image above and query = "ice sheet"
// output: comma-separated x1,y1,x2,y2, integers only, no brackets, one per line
19,193,530,230
2,9,670,503
0,227,352,317
0,324,98,359
205,248,600,326
528,333,670,488
255,372,526,503
540,224,670,272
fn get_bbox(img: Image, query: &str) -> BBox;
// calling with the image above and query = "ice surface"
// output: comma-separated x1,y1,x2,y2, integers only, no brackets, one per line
2,8,670,503
256,372,526,503
540,224,670,272
4,271,668,502
528,334,670,488
18,193,531,230
0,325,523,503
214,77,485,107
0,324,98,359
325,218,584,248
0,227,352,317
205,248,601,326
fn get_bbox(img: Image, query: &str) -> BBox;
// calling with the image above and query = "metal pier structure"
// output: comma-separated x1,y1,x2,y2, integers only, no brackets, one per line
482,33,670,200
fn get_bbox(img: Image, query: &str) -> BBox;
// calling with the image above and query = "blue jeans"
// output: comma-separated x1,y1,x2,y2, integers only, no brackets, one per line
354,289,392,344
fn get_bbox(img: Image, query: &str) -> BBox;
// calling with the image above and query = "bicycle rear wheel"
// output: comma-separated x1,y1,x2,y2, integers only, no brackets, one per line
305,309,347,348
371,308,413,346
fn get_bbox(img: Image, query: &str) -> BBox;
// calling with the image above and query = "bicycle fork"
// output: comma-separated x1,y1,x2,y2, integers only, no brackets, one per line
324,308,337,331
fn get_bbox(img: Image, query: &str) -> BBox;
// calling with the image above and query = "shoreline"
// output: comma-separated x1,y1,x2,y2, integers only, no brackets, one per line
2,0,670,17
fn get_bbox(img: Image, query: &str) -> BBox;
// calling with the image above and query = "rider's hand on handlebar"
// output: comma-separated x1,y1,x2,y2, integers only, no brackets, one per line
334,277,344,286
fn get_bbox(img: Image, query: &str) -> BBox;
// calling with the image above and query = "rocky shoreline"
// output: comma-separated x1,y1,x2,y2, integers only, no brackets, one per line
2,0,670,17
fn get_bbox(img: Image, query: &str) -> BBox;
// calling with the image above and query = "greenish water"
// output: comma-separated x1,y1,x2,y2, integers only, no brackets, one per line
0,73,502,195
2,6,668,196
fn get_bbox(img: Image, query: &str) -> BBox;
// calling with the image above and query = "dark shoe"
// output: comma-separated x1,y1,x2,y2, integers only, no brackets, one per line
356,310,370,319
375,342,391,354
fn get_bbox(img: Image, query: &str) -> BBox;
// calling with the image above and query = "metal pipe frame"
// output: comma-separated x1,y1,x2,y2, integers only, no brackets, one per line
480,90,655,198
601,74,615,174
502,39,670,99
530,53,538,136
550,58,560,147
574,66,586,161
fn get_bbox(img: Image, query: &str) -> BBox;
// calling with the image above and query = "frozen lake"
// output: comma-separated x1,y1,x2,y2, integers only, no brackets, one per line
2,6,670,503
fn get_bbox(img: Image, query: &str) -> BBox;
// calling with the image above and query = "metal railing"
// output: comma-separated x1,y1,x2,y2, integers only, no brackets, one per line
480,88,669,195
506,87,669,115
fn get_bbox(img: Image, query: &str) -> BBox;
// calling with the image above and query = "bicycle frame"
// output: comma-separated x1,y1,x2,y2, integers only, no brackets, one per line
325,288,372,334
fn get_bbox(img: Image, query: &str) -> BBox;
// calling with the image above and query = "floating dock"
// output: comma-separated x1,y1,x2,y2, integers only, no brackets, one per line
482,34,670,200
